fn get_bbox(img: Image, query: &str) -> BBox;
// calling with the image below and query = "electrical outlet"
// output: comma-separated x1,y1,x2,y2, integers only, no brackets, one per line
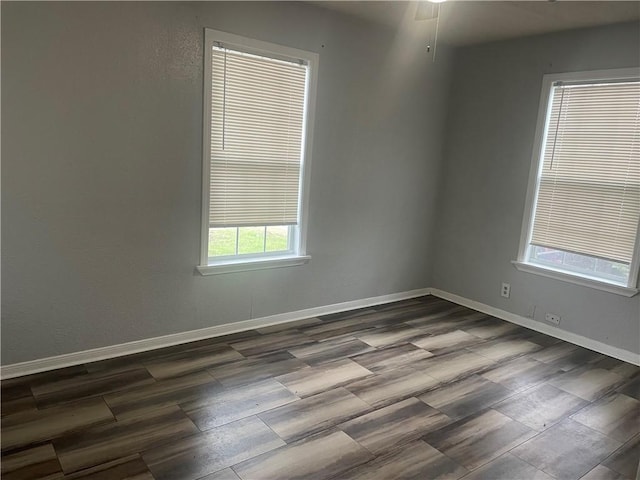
545,313,561,325
501,283,511,298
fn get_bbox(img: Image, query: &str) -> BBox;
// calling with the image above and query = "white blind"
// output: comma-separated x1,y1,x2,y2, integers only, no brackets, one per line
531,80,640,263
209,46,307,227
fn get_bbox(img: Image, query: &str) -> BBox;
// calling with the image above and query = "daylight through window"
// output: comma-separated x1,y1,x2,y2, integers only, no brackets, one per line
518,69,640,292
199,30,317,272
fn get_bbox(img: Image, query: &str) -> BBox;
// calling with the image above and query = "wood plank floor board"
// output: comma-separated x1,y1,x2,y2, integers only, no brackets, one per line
344,366,440,408
405,309,487,333
302,317,380,342
339,397,451,454
355,324,430,349
61,455,154,480
0,443,63,480
83,338,237,374
372,298,426,311
182,378,299,431
318,307,378,323
511,418,621,480
401,303,473,327
103,370,222,420
530,343,605,372
617,375,640,401
410,350,497,383
349,343,433,373
31,367,156,408
359,303,456,327
418,374,513,420
480,356,563,393
54,405,199,473
208,329,264,343
198,468,242,480
259,387,372,442
0,365,88,390
467,338,543,362
287,337,374,366
337,307,429,329
276,358,373,398
1,398,115,452
2,295,638,480
529,341,580,363
313,303,453,336
232,430,374,480
411,329,484,355
601,434,640,480
83,358,152,376
549,367,625,402
208,351,309,387
143,344,245,380
229,331,317,357
143,416,285,480
556,347,608,372
520,330,564,348
594,357,640,379
336,439,468,480
580,464,629,480
493,383,589,431
463,319,523,340
1,383,38,417
571,392,640,443
459,453,554,480
422,409,535,471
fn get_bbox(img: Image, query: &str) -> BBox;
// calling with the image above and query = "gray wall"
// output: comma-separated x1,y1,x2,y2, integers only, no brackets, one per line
433,22,640,355
1,2,452,364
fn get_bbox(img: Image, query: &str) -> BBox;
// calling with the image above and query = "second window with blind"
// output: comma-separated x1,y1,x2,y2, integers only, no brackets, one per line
199,29,318,274
516,68,640,294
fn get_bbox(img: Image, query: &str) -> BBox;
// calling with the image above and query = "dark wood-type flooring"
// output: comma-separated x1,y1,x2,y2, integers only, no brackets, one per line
2,296,639,479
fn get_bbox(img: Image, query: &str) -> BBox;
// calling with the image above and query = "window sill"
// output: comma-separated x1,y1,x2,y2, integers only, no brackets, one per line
197,255,311,276
512,261,638,297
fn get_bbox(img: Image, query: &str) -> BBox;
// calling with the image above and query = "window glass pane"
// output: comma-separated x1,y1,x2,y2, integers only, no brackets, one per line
202,31,316,267
528,246,630,285
266,226,290,252
530,81,640,265
238,226,266,255
522,73,640,288
209,227,237,257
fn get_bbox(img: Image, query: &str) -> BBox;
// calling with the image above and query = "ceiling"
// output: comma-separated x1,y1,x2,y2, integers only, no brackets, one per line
310,1,640,46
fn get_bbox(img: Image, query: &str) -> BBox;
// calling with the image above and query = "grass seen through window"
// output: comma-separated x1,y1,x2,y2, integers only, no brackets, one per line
209,226,290,257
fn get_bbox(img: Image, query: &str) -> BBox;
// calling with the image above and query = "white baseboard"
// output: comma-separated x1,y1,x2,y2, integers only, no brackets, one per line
3,286,638,379
430,288,640,366
0,288,431,380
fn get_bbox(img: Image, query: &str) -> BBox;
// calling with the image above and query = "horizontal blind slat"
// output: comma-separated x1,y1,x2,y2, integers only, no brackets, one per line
530,80,640,263
208,45,307,227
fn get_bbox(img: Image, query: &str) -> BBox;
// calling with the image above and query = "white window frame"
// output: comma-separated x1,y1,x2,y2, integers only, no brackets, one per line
197,29,318,276
514,68,640,297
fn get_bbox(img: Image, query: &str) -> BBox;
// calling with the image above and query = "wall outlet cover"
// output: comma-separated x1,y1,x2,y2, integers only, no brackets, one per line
545,313,561,325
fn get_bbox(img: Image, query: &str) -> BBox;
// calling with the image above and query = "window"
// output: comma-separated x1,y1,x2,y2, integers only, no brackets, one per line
198,30,318,275
516,68,640,296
